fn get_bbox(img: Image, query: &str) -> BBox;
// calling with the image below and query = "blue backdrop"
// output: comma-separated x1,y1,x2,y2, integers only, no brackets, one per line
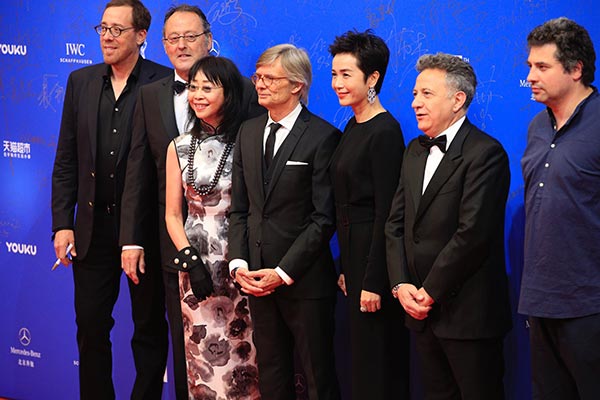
1,1,599,399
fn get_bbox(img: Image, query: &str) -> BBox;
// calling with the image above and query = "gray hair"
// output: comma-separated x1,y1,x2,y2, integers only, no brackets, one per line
416,53,477,110
256,44,312,104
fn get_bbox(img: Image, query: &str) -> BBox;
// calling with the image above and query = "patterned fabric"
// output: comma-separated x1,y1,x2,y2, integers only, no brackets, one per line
174,133,260,400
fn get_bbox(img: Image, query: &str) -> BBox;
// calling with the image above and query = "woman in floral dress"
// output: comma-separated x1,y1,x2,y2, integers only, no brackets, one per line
165,56,260,400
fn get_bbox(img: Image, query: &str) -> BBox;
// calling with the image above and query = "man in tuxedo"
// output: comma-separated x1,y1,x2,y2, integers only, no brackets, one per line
51,1,171,398
119,5,263,398
228,44,341,400
385,53,512,400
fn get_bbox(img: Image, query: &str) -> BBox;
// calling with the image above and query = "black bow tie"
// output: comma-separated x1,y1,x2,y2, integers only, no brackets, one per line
418,134,447,153
173,80,187,95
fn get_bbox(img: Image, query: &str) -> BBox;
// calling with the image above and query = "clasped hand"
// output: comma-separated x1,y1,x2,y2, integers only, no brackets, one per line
395,284,434,320
234,268,283,297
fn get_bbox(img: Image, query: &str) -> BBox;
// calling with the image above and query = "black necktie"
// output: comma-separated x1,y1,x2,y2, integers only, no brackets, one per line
265,122,282,169
173,80,187,95
418,134,447,153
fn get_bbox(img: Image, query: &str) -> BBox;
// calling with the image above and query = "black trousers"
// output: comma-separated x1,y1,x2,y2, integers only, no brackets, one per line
163,269,189,400
73,213,168,400
249,294,341,400
414,324,505,400
529,313,600,400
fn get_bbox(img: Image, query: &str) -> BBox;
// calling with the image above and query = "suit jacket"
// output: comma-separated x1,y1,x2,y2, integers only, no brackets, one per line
119,73,263,269
385,118,512,339
52,59,171,260
228,106,340,299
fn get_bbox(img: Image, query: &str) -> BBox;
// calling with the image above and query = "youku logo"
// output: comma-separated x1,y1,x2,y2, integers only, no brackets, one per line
6,242,38,256
0,43,27,56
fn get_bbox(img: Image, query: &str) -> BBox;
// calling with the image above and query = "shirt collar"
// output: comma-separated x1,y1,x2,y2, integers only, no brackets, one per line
433,115,465,151
174,71,187,84
547,86,598,133
102,56,143,85
267,103,303,131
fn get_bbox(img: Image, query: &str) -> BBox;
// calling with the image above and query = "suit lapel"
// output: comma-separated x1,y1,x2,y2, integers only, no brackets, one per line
158,77,179,140
117,60,150,165
86,69,105,165
415,120,470,222
405,142,428,213
264,108,309,203
250,115,269,203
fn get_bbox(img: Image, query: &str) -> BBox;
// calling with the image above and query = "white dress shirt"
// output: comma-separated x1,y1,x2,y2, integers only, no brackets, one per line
174,71,191,135
422,116,465,194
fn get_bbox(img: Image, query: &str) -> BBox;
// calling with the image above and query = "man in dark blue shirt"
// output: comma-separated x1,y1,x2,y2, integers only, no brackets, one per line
520,17,600,400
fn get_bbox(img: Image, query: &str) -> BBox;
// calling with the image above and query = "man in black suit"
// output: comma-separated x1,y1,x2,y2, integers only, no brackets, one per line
51,1,171,399
385,53,512,400
228,44,341,400
119,5,263,399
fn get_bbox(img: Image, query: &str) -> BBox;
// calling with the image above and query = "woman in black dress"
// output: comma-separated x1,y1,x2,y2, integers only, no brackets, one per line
329,30,409,399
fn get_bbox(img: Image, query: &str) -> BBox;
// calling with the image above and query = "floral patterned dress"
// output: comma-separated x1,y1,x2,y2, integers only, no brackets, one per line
173,132,260,400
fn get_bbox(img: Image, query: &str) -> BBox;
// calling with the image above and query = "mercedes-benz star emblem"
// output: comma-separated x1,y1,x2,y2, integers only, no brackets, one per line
19,327,31,346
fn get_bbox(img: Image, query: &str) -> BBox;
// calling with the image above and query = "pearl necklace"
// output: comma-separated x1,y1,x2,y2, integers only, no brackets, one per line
187,134,234,196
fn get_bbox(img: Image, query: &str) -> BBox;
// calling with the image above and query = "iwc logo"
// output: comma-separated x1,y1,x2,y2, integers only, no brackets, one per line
60,42,93,65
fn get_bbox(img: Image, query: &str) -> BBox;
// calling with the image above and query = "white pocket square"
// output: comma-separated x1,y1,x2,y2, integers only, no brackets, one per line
286,160,308,166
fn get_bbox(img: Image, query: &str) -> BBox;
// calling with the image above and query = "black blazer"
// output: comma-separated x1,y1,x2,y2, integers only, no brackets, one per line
385,118,512,339
119,74,263,268
52,59,171,260
228,106,340,299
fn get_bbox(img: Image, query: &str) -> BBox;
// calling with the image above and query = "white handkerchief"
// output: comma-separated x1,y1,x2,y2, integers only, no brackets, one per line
286,160,308,166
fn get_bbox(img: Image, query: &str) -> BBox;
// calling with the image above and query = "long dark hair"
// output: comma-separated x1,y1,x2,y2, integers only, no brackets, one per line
187,56,244,143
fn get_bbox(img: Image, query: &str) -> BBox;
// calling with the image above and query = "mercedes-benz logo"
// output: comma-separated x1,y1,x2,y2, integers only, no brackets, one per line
294,373,306,394
18,327,31,346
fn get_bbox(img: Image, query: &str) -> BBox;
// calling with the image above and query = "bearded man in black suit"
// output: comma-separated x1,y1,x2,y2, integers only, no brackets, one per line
385,53,512,400
51,1,171,398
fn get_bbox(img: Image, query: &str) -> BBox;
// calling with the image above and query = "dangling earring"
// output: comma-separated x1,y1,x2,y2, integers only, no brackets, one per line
367,86,376,104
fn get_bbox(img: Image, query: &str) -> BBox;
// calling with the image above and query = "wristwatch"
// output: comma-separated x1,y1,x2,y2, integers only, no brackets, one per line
391,283,403,298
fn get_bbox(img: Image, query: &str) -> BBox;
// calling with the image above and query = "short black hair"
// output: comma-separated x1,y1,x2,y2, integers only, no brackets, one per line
527,17,596,87
329,29,390,93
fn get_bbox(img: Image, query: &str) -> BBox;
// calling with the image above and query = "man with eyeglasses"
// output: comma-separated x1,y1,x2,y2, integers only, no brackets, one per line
51,0,171,399
119,5,264,399
228,44,341,400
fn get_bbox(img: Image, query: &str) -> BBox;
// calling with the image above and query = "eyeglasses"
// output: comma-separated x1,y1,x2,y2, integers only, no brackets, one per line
187,83,222,94
251,73,288,87
94,25,134,37
163,32,209,45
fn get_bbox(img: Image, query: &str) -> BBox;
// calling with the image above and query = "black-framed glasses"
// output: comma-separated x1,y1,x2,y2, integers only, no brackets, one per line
94,25,134,37
163,31,209,45
187,83,222,94
251,73,288,87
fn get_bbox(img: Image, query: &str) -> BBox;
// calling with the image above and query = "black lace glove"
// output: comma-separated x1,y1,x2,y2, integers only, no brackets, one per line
166,246,213,300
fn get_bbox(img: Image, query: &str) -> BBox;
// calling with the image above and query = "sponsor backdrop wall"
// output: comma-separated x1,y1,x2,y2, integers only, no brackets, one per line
1,1,598,399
